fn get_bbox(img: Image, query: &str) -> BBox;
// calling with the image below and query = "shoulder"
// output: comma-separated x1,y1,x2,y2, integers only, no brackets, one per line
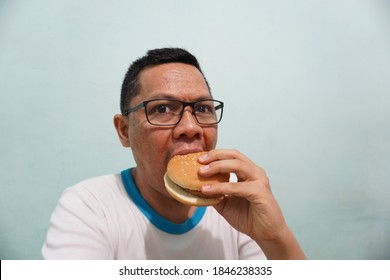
57,173,128,211
64,173,125,197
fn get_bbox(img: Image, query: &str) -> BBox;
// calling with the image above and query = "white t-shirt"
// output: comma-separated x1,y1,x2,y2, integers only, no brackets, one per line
42,169,266,260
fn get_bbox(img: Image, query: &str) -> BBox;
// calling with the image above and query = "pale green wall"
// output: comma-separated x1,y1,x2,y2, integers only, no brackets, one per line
1,0,389,259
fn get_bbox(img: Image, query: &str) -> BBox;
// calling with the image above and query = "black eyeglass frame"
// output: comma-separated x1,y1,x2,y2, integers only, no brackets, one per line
122,98,224,126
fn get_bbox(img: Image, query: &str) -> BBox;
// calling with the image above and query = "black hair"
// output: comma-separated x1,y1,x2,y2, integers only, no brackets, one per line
120,47,211,114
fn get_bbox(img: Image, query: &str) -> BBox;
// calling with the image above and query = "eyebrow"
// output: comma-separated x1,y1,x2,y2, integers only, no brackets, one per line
148,92,213,101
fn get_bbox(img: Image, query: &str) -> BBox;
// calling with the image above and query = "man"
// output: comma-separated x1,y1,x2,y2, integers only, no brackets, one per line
42,48,305,259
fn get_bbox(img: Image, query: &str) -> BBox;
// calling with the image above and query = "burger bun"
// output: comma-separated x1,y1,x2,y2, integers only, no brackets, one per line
164,152,229,206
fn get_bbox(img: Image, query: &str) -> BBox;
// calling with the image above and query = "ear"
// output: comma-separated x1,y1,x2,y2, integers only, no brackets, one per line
113,114,131,147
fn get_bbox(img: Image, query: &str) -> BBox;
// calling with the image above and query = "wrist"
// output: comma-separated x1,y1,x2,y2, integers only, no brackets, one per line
256,227,306,260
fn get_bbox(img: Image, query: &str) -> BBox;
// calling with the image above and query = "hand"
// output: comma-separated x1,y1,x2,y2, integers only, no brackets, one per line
198,149,306,259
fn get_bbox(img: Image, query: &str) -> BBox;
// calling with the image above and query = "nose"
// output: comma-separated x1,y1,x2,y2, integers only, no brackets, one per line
172,108,203,139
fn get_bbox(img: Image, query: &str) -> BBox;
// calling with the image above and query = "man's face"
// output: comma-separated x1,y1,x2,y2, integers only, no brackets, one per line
126,63,218,191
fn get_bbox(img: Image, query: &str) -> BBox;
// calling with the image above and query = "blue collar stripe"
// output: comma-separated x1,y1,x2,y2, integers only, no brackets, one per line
120,168,206,235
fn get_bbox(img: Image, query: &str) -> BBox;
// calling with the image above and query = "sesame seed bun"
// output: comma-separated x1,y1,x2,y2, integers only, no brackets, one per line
164,152,229,206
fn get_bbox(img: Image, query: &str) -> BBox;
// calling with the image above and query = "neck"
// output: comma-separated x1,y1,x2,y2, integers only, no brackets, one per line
132,168,197,223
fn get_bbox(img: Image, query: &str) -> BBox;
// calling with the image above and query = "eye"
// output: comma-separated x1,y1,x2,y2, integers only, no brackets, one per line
148,101,178,115
196,103,214,114
146,99,184,120
155,104,171,113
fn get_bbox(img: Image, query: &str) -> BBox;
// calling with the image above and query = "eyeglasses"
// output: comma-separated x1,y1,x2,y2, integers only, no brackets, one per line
123,98,224,126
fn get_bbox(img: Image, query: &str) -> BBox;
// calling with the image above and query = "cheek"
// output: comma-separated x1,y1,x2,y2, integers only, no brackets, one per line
204,127,218,149
130,127,171,154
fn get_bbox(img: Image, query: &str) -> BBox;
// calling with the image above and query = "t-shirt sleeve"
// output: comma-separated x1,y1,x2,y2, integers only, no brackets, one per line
238,232,267,260
41,186,112,259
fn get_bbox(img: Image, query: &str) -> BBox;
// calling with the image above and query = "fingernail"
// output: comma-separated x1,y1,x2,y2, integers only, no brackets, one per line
198,153,208,161
200,165,209,171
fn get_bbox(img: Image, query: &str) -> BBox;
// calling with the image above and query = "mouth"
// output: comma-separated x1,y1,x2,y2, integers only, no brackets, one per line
174,148,203,156
165,146,204,168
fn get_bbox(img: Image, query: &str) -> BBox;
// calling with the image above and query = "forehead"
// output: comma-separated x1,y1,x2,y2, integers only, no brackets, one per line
136,63,211,102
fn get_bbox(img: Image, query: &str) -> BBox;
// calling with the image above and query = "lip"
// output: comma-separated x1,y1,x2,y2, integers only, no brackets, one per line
173,148,203,156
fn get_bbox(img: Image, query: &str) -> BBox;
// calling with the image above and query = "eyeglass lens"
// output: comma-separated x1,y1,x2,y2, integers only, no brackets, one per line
145,99,222,125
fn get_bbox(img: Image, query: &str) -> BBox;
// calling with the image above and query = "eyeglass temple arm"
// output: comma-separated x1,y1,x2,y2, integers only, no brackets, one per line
122,102,145,116
215,104,223,110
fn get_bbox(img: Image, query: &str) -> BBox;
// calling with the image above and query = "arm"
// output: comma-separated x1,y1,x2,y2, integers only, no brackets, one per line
198,149,306,260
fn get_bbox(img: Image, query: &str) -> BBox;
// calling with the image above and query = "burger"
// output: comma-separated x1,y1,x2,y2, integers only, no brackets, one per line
164,151,229,206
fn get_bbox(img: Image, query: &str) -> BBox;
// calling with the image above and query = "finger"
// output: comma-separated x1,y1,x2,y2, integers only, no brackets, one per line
198,158,241,177
199,149,248,164
199,156,265,182
201,181,265,202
